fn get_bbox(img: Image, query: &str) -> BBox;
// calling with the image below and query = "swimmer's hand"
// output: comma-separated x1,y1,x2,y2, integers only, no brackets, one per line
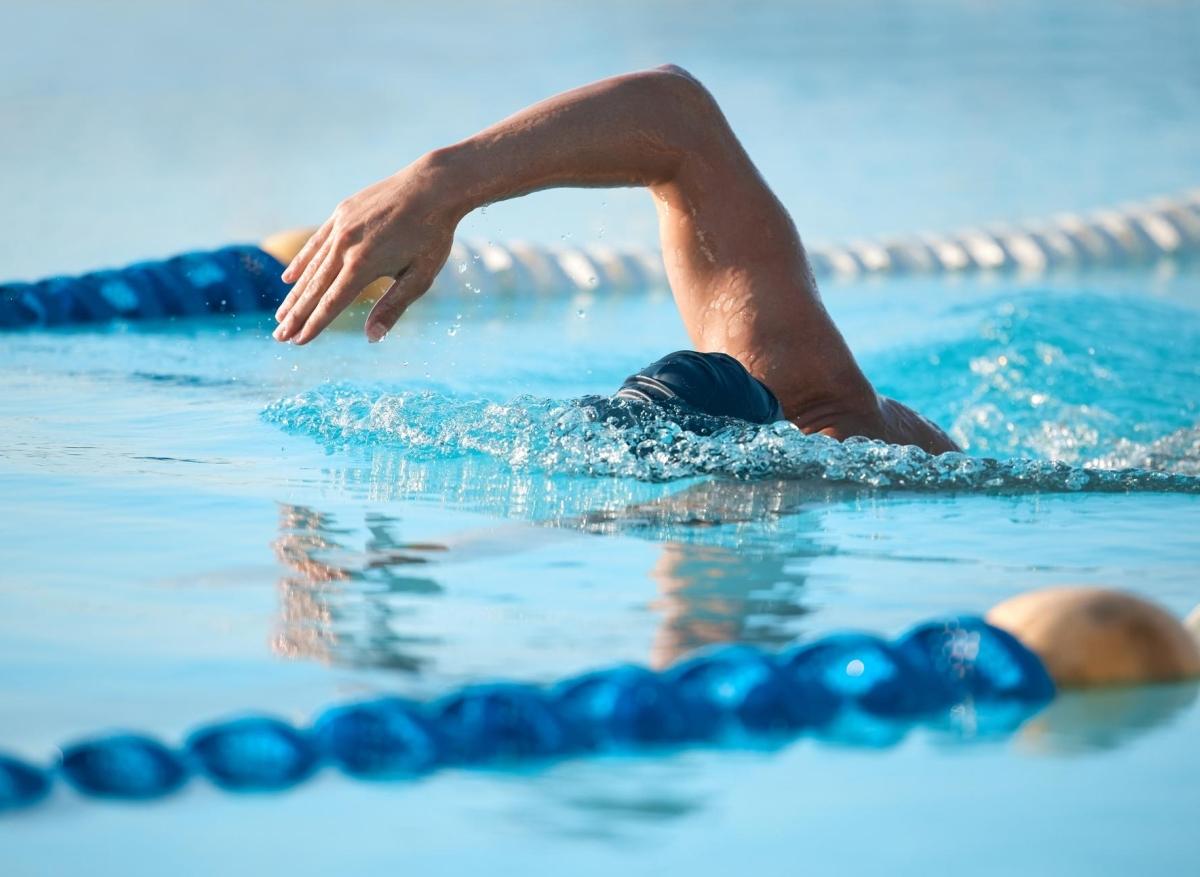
273,156,458,344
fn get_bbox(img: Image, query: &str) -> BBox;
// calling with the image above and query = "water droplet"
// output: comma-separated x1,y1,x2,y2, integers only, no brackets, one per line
447,325,459,337
457,264,467,274
576,309,586,319
291,364,299,372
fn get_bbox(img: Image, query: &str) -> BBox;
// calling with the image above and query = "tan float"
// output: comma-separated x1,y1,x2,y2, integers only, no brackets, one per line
987,586,1200,687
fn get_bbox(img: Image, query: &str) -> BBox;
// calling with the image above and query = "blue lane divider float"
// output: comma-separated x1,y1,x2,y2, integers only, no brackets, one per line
0,245,289,330
0,616,1054,814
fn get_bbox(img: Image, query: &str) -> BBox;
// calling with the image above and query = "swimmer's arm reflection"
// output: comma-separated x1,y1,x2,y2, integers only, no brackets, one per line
272,66,957,453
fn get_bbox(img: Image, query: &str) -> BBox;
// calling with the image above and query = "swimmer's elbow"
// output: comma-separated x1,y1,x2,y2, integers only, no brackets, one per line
647,64,719,114
653,64,702,89
637,65,729,166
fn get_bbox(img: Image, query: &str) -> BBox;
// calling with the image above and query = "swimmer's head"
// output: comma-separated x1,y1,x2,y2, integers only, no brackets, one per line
987,587,1200,688
578,350,787,441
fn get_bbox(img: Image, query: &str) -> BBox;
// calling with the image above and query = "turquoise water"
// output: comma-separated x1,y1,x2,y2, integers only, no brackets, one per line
3,0,1200,874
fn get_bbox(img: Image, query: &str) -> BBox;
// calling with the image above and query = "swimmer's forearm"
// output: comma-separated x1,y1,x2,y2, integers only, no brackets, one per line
427,66,724,217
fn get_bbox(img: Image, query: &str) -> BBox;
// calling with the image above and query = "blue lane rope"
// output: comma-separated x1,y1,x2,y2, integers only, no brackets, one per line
0,616,1053,814
0,245,289,330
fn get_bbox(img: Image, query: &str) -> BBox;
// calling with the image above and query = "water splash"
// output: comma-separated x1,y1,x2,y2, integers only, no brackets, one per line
262,385,1200,493
868,293,1200,463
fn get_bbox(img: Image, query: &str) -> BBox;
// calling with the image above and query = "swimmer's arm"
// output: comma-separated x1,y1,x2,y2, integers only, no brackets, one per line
274,66,720,344
272,67,864,408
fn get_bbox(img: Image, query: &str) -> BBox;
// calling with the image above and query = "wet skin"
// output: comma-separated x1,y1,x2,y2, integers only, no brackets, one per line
272,66,959,454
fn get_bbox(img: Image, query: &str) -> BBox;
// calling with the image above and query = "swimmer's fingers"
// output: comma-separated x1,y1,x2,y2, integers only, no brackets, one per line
365,263,438,342
274,233,334,339
280,221,332,287
292,267,372,345
277,245,345,343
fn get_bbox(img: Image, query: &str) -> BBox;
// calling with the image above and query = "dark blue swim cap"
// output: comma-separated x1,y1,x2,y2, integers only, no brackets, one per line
614,351,785,425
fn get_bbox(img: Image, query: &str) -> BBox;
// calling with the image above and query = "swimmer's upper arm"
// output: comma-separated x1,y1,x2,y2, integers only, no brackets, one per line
653,70,810,301
645,72,874,421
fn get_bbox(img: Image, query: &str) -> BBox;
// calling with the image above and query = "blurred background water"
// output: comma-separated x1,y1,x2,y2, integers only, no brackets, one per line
2,1,1199,874
2,0,1199,276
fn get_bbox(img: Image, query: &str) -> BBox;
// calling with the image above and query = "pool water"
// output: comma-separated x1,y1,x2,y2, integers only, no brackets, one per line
4,273,1199,872
3,0,1200,874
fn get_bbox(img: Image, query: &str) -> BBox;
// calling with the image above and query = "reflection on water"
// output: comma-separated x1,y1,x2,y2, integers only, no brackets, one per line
1017,682,1199,755
271,504,445,672
648,542,813,670
270,474,833,676
574,478,831,668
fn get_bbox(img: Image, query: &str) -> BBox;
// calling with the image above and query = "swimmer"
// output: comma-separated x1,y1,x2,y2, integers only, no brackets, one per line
267,66,960,454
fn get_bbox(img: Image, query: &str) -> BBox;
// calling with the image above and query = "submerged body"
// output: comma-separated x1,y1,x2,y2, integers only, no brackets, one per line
269,66,959,454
